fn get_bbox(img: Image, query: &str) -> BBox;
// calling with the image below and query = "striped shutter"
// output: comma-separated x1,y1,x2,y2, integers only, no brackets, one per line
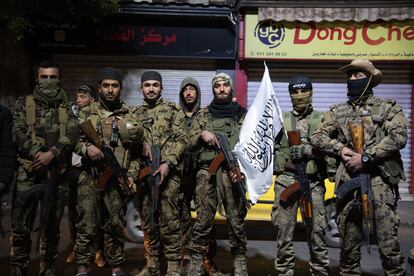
52,54,217,107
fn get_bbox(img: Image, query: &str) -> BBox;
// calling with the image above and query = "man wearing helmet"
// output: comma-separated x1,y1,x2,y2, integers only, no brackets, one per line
272,75,330,275
188,73,249,276
74,67,142,276
311,59,407,275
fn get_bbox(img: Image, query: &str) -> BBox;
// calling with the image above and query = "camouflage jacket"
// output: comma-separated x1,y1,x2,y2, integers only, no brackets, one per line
178,107,204,174
76,99,141,180
13,96,79,171
132,97,186,170
310,95,407,185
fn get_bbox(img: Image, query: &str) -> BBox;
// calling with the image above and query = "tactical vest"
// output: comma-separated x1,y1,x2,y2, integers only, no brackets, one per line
198,112,243,165
334,98,405,185
25,95,68,146
275,111,323,177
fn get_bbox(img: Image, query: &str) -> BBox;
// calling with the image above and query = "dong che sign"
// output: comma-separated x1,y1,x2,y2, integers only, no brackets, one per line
245,14,414,60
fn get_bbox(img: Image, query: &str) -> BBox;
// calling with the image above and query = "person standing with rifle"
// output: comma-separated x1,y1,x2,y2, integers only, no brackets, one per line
271,75,330,275
188,73,249,276
310,59,407,275
10,60,79,276
74,67,143,276
177,77,219,276
132,71,186,276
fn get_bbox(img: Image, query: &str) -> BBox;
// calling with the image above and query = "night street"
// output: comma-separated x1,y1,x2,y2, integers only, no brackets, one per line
1,199,413,276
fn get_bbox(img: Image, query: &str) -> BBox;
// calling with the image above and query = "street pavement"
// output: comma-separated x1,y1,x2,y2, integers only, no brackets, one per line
0,193,413,275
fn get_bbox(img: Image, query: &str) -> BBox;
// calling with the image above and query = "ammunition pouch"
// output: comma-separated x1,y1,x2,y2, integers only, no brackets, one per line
379,159,405,186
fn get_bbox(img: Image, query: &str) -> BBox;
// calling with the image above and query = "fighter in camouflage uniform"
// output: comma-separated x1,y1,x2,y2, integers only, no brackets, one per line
10,60,79,276
188,73,248,276
74,67,142,276
310,59,407,275
272,75,330,275
177,77,219,275
132,71,186,276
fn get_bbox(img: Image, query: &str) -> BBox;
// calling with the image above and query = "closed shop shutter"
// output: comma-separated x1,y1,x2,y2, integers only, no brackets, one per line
52,54,217,107
246,61,413,200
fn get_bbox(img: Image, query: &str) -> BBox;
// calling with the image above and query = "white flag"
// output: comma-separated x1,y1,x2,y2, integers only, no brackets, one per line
233,63,284,204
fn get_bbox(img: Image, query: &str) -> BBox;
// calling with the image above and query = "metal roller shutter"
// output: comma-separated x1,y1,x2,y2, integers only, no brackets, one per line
247,61,413,200
52,54,217,107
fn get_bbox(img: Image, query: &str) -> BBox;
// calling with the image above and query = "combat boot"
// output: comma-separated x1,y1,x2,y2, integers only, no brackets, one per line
11,266,27,276
233,254,248,276
166,260,180,276
136,256,161,276
39,261,55,276
188,253,205,276
204,259,220,276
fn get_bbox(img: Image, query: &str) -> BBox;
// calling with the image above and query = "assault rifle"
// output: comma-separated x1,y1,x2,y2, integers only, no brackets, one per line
279,130,313,250
336,118,374,253
209,133,251,209
79,120,139,211
138,144,161,228
20,131,59,247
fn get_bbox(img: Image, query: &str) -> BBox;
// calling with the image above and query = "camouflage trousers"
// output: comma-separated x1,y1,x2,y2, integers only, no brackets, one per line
190,167,247,256
74,171,126,268
180,174,217,260
336,175,405,276
10,166,68,274
271,175,330,276
138,174,183,261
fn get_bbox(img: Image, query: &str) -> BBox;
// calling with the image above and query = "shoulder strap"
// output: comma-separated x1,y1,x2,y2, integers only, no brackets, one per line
89,102,100,128
283,112,295,131
308,111,322,137
25,95,37,144
58,105,68,138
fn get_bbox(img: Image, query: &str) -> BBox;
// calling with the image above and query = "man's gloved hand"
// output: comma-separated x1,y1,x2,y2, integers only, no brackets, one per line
289,145,312,160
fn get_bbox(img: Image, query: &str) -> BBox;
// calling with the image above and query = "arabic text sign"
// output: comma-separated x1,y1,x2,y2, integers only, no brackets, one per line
245,14,414,60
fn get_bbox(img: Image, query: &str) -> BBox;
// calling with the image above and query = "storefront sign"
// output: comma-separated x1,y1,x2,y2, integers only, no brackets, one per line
34,24,235,59
244,13,414,60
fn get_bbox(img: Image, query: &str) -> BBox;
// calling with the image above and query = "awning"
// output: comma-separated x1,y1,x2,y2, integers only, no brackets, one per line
258,7,414,22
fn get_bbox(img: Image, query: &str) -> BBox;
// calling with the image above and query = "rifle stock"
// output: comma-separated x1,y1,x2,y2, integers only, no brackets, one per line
286,130,313,250
279,181,301,206
345,118,374,253
208,152,225,175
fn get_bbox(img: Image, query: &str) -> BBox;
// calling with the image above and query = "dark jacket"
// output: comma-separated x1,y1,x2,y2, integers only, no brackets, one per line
0,104,16,186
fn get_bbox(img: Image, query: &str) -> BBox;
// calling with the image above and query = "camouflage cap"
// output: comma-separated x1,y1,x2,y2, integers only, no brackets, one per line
339,59,382,87
212,72,233,89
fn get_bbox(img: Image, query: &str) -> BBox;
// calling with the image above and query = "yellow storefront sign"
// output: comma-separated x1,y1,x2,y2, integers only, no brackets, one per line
245,13,414,60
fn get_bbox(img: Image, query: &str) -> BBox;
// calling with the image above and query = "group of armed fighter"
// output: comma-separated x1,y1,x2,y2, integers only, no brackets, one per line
0,58,409,276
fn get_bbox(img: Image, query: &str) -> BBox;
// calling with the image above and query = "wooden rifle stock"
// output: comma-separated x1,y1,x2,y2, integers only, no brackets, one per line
138,166,154,182
287,130,301,146
208,152,225,175
279,181,301,206
79,120,102,150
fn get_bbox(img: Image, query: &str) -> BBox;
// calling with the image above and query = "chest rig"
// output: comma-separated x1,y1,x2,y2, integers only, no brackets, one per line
275,111,323,177
88,101,132,169
334,98,405,185
25,95,68,146
198,111,243,165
